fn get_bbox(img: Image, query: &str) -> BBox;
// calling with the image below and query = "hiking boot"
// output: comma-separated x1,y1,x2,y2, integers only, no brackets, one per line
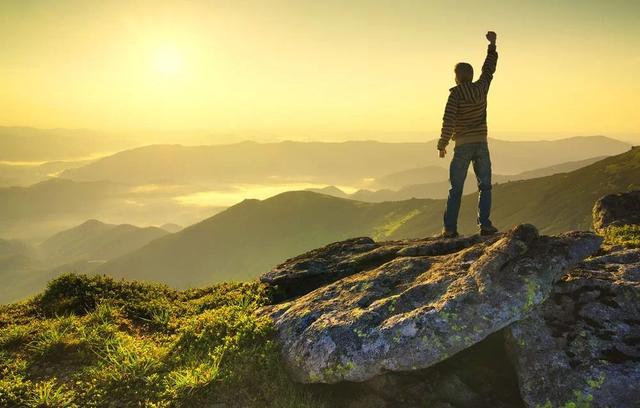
436,230,460,239
480,225,499,236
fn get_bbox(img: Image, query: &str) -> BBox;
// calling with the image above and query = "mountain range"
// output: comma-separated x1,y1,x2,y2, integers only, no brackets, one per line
0,178,128,240
308,155,608,201
1,135,637,302
0,178,216,241
59,136,629,186
93,146,640,289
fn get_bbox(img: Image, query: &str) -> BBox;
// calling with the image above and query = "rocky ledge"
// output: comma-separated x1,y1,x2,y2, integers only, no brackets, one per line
258,190,640,408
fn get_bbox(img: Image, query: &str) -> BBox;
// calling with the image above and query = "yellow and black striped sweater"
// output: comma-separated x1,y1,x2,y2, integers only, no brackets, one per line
438,43,498,150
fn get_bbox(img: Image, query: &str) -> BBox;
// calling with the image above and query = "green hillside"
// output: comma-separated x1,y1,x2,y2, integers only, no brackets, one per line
96,147,640,289
96,192,435,288
400,145,640,237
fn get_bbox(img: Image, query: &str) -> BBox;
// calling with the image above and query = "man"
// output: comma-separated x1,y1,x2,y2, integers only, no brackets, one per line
437,31,499,238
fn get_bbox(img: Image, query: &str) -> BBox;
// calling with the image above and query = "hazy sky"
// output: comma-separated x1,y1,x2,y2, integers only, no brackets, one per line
1,0,639,142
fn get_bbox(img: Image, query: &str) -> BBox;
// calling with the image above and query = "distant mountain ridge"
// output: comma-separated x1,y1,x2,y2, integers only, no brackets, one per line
0,126,136,161
0,159,97,187
0,177,216,241
40,219,169,266
309,155,609,201
0,220,173,304
0,178,128,240
60,136,630,186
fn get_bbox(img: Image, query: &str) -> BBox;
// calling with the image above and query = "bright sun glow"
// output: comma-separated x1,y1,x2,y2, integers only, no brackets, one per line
152,44,184,76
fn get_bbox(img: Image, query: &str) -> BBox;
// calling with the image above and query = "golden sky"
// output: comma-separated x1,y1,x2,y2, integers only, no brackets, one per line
1,0,639,142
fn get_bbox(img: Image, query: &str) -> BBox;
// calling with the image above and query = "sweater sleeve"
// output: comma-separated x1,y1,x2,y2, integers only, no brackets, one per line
477,43,498,93
438,89,459,150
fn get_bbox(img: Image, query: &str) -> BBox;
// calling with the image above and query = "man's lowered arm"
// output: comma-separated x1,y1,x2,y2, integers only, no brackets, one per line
437,89,459,156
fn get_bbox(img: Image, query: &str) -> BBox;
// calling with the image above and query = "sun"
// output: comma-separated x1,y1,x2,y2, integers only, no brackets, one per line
152,44,184,77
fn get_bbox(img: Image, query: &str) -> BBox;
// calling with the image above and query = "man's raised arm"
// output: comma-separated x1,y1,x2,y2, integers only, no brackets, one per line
477,31,498,91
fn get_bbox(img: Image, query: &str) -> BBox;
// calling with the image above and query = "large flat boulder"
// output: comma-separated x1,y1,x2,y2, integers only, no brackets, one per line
593,190,640,234
261,235,485,301
260,224,602,383
505,248,640,408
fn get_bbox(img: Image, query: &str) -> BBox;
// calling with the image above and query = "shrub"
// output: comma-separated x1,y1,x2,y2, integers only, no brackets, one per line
39,274,178,325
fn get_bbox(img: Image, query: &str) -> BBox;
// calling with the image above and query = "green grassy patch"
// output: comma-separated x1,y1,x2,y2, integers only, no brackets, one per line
603,225,640,248
0,273,325,407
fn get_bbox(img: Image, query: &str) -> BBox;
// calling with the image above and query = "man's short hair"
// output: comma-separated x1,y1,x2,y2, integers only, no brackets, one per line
455,62,474,82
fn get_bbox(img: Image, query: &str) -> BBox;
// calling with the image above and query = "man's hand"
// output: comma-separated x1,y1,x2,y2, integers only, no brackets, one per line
438,148,447,158
486,31,497,44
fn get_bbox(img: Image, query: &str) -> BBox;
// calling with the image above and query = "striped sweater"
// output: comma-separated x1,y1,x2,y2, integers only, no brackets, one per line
438,43,498,150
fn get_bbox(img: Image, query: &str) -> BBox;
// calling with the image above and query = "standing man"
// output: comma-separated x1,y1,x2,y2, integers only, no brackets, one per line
437,31,499,238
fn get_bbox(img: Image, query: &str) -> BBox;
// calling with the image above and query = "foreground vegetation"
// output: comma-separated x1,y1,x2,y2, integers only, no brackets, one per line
0,274,324,407
602,224,640,248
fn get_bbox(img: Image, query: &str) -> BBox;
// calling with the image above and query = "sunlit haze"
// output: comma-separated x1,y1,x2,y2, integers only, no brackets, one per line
0,0,638,142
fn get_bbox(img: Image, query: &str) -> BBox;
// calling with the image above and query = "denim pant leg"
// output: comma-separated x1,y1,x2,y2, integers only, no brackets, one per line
443,145,472,232
472,143,493,228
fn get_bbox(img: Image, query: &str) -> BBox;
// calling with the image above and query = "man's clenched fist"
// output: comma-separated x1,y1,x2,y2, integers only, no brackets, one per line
438,149,447,158
486,31,497,44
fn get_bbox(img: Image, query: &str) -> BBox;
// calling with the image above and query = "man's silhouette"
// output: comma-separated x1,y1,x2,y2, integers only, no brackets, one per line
437,31,499,238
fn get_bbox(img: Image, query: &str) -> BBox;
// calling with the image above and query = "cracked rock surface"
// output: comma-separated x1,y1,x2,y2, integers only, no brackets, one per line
261,234,485,302
259,224,602,383
505,248,640,408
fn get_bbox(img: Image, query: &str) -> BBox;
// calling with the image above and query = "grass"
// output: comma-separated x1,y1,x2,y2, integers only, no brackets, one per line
0,273,326,407
602,225,640,248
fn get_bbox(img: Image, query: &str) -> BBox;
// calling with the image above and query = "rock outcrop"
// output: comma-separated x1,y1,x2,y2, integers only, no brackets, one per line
593,190,640,233
260,224,602,383
259,190,640,407
261,234,486,302
505,247,640,407
499,189,640,407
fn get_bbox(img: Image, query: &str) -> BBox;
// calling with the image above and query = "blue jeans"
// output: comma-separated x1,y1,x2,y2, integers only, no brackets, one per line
443,142,493,232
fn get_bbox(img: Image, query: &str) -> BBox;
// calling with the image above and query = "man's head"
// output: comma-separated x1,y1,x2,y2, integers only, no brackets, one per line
454,62,474,84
